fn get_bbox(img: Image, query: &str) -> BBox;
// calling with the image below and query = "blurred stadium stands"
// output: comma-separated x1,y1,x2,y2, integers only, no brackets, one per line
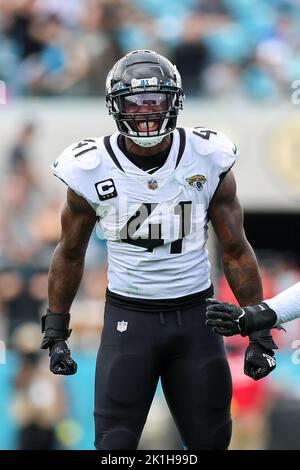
1,0,300,99
1,0,300,451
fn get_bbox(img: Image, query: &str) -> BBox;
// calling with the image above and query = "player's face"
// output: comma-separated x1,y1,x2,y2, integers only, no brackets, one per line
121,92,170,134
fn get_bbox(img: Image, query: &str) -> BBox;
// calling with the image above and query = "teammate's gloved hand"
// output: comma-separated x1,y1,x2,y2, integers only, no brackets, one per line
41,310,77,376
205,300,278,380
244,340,276,381
243,330,277,381
49,339,77,375
205,298,277,337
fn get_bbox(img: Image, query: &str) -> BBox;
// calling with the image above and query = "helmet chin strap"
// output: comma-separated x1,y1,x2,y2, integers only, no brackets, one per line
129,135,164,147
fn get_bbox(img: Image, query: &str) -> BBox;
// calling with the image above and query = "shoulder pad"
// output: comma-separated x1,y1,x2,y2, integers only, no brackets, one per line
53,138,102,171
190,127,239,158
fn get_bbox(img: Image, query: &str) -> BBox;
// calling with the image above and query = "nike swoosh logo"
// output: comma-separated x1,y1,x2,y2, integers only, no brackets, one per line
53,160,59,168
232,144,238,155
147,166,160,173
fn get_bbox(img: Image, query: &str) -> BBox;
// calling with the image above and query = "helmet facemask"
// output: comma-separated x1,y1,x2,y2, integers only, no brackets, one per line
110,92,179,147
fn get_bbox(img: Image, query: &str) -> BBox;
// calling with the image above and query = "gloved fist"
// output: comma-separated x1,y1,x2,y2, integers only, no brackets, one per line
206,298,277,337
244,341,276,381
50,339,77,375
41,310,78,376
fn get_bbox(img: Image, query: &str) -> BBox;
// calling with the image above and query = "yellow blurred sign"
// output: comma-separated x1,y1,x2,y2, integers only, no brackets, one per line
268,116,300,199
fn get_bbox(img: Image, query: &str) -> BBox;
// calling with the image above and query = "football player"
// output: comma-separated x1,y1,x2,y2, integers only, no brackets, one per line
206,281,300,336
40,50,277,450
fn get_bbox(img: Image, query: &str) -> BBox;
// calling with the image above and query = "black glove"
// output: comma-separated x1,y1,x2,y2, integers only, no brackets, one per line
49,339,77,375
244,331,277,381
205,298,278,337
41,310,77,376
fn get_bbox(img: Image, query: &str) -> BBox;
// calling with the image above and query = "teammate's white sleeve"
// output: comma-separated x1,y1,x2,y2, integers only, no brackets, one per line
264,282,300,326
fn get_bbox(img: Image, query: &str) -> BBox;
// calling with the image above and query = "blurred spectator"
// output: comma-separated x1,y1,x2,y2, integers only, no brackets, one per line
0,268,48,343
8,122,37,182
172,16,210,96
11,322,66,450
1,173,40,264
266,394,300,450
4,0,43,61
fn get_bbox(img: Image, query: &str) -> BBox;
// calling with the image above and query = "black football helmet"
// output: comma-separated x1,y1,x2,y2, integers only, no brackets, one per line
106,50,184,147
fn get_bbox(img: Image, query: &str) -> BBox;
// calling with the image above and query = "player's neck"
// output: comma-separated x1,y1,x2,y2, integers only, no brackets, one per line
124,134,172,157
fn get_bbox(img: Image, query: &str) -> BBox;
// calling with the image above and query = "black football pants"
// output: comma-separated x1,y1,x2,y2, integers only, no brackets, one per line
94,301,232,450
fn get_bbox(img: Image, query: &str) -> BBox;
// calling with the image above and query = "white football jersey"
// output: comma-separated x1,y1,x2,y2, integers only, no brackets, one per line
53,127,238,299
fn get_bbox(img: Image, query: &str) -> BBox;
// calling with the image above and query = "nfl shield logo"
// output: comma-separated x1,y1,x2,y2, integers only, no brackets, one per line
148,179,158,190
117,320,128,332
